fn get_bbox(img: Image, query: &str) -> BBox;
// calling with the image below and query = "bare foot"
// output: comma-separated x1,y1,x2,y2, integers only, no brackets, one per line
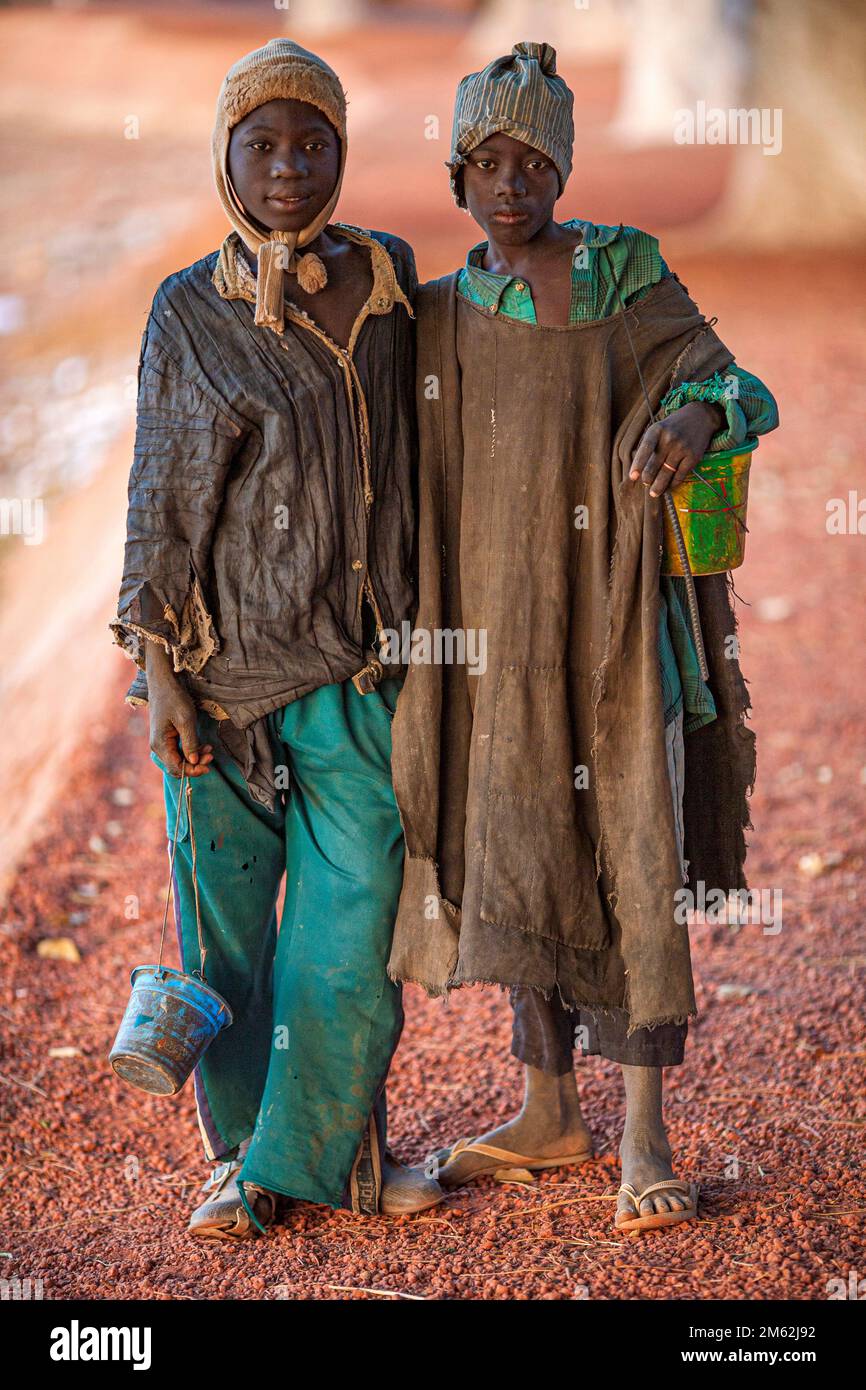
615,1065,691,1224
432,1066,593,1189
616,1131,689,1220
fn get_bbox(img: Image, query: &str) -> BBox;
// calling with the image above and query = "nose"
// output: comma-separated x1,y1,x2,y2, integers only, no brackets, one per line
270,152,307,180
494,164,526,199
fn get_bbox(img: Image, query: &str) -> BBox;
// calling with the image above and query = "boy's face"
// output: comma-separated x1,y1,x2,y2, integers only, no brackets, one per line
228,97,341,235
462,132,561,245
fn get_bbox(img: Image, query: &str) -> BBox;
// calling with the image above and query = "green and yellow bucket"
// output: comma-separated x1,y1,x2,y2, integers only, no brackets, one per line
662,439,756,577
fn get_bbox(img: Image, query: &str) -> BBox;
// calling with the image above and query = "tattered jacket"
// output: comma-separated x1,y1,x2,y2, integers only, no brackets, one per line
111,226,417,810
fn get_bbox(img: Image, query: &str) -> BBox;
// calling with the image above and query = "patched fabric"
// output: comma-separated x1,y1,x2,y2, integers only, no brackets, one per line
387,271,757,1034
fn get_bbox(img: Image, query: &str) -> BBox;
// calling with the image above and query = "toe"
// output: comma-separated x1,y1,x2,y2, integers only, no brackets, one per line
653,1196,672,1214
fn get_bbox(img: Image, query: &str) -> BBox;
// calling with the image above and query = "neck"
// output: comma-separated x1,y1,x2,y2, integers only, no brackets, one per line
236,225,336,275
483,218,577,275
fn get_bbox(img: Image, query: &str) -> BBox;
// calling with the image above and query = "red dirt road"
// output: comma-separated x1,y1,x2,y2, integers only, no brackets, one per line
1,8,864,1301
2,250,864,1302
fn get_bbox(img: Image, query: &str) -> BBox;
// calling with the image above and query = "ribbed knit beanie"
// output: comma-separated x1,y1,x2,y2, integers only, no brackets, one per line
448,41,574,208
212,38,348,331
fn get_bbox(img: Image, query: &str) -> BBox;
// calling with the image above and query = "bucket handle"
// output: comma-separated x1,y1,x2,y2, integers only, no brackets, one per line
156,765,208,982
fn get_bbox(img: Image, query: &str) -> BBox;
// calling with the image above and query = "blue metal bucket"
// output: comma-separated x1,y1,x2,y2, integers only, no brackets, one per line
109,964,233,1096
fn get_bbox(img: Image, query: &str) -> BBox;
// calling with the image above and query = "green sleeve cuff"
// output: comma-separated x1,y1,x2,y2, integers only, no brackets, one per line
659,370,747,452
660,364,779,453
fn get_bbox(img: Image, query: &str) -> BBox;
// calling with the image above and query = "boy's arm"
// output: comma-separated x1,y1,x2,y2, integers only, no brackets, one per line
626,247,779,495
630,399,728,497
110,315,242,679
623,247,779,454
658,363,779,452
145,636,214,778
110,301,242,776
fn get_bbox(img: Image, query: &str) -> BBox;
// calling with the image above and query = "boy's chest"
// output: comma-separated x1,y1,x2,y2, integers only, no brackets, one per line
516,258,574,327
481,235,583,327
283,241,374,349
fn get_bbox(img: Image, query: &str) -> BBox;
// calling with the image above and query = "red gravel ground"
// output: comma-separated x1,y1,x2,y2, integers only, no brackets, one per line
1,248,864,1302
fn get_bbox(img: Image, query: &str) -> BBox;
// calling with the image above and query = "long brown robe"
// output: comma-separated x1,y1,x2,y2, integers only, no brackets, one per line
387,271,756,1034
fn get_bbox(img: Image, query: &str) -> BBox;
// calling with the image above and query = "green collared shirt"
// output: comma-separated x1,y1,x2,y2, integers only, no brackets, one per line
457,218,779,730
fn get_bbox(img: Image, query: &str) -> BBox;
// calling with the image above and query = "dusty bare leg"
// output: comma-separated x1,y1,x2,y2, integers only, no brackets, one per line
617,1065,689,1219
433,1063,592,1189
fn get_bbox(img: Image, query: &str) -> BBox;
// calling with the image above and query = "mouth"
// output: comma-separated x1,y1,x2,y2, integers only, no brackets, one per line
265,193,312,210
490,207,529,224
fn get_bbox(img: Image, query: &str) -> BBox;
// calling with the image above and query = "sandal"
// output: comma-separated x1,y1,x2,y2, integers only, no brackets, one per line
438,1135,594,1186
615,1179,699,1234
188,1139,276,1241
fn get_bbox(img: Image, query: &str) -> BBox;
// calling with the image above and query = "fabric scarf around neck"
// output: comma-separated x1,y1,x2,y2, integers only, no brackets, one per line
211,37,348,332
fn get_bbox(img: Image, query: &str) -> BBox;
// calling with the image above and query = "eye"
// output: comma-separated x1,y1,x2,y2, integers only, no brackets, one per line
305,140,327,152
474,158,495,170
247,140,271,152
526,158,547,170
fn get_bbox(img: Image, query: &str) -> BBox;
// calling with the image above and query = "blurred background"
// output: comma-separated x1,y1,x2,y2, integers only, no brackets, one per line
2,0,866,1305
0,0,864,890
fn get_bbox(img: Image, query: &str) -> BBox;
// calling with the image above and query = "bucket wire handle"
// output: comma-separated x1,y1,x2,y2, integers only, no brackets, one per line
156,763,186,974
155,761,208,981
603,242,710,682
185,778,207,980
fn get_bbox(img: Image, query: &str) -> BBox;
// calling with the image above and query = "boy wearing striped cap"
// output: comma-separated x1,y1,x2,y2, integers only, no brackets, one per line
387,42,778,1232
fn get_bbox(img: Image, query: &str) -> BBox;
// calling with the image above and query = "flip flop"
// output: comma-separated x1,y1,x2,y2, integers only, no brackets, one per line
615,1179,699,1234
438,1135,594,1185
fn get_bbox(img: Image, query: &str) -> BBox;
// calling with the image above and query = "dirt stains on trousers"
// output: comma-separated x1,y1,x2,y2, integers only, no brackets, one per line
153,676,405,1213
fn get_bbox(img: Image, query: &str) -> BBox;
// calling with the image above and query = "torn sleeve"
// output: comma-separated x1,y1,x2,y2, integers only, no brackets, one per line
110,327,243,678
659,364,779,452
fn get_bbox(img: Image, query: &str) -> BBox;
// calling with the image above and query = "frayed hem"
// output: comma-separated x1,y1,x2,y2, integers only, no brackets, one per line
386,965,450,999
625,1008,697,1038
387,963,699,1037
110,564,220,679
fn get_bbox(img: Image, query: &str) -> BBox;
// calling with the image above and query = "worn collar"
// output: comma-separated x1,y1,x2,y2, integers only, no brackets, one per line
462,216,624,311
465,217,622,273
212,224,413,331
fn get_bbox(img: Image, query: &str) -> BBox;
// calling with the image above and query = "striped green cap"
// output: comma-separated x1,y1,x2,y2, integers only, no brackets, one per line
448,41,574,208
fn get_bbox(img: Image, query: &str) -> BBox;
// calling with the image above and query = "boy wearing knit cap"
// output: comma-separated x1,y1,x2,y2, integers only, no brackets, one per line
111,40,441,1235
387,42,778,1232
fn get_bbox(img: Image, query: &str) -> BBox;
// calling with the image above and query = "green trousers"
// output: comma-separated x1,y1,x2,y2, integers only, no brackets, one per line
152,677,405,1216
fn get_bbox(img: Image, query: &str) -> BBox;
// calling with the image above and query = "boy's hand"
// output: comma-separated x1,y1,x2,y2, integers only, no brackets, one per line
629,401,726,498
145,642,214,779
